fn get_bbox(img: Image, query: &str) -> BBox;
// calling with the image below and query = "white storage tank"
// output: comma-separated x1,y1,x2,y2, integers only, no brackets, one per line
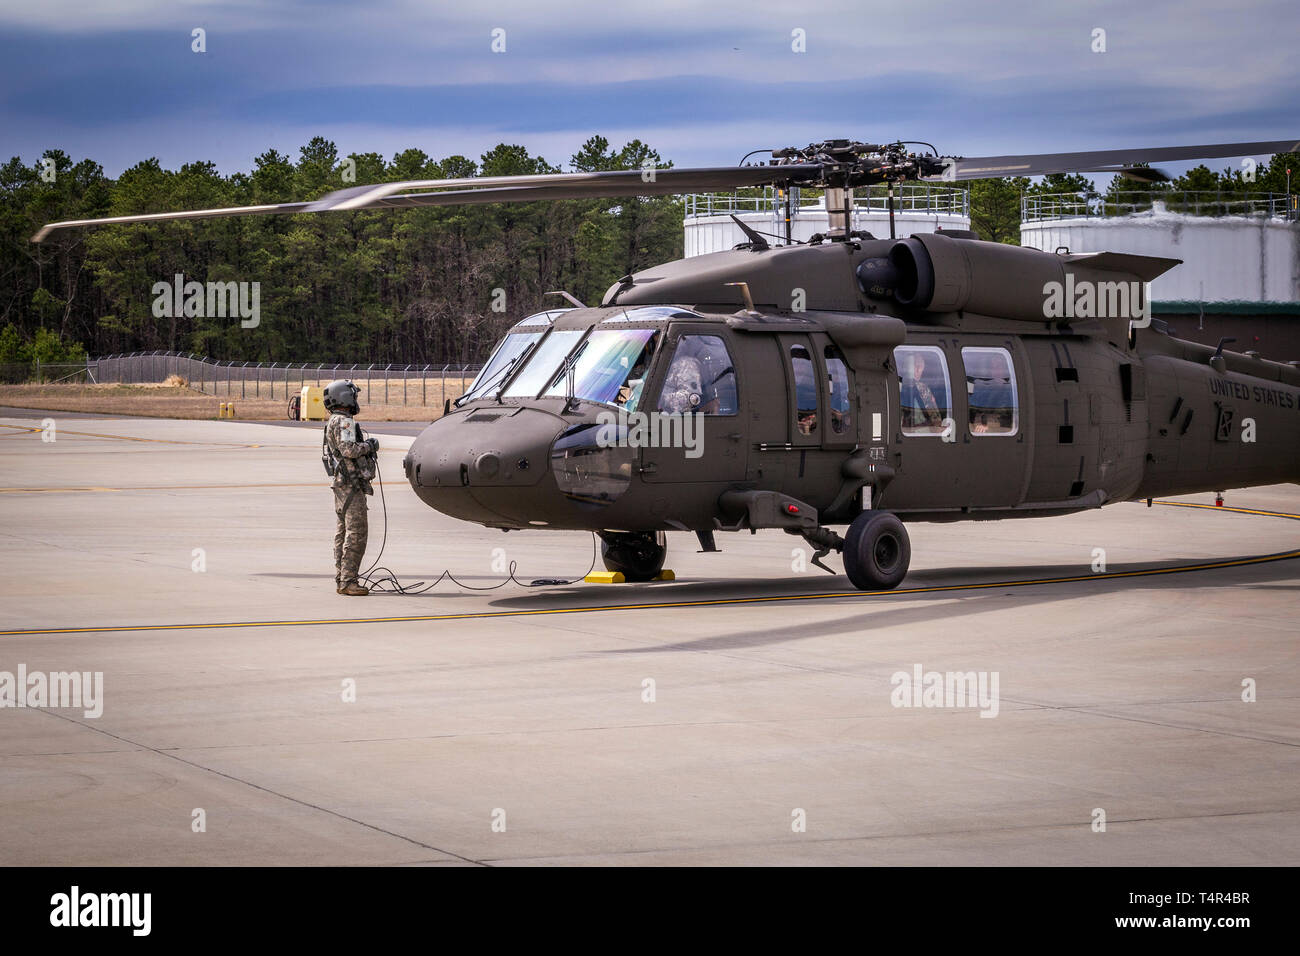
1020,193,1300,358
1020,195,1300,305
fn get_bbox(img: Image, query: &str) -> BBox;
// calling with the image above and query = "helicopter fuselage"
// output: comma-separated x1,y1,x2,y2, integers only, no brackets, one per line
403,236,1300,543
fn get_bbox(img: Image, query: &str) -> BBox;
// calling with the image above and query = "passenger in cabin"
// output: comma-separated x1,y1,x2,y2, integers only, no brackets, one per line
901,351,942,430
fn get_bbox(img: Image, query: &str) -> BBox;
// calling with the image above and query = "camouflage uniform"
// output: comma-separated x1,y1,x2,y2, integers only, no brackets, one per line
324,413,376,589
904,378,942,428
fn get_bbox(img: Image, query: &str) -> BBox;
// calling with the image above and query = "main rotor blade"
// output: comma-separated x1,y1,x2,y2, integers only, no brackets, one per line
31,201,314,243
1067,166,1172,182
32,165,823,243
928,140,1299,181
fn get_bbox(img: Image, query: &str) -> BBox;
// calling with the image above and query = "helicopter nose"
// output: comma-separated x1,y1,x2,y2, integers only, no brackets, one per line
403,406,564,492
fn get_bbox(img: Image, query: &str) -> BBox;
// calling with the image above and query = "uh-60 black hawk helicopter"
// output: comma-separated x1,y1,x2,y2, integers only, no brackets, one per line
36,138,1300,590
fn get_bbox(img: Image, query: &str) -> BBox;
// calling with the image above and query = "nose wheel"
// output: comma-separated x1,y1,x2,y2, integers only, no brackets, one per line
842,510,910,591
598,531,667,582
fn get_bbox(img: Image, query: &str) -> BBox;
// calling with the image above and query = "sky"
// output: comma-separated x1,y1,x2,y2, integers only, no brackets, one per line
1,0,1297,180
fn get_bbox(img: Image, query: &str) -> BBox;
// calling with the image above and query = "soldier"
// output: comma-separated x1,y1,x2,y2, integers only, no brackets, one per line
321,380,379,596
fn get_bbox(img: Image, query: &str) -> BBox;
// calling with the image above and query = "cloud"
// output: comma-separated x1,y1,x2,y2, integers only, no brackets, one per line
1,0,1296,176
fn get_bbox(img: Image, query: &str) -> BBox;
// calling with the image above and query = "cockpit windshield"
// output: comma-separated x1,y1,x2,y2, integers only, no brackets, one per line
543,328,659,409
502,330,585,398
459,331,542,404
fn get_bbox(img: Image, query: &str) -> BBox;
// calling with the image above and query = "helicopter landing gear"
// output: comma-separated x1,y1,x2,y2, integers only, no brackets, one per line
842,511,910,591
598,531,667,582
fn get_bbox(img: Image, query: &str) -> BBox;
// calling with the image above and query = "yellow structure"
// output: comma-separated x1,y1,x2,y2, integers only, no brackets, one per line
583,569,675,584
299,385,328,421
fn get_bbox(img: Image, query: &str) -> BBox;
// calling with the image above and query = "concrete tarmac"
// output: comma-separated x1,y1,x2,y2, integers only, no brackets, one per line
1,412,1297,866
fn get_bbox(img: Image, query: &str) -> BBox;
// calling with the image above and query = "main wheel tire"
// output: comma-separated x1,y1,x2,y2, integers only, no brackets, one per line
599,531,667,582
842,511,910,591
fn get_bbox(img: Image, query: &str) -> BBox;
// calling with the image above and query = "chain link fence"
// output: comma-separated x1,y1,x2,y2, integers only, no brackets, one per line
84,352,482,407
0,361,95,385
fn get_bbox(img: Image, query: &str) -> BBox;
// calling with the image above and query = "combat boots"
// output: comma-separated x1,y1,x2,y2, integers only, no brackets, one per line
339,582,369,596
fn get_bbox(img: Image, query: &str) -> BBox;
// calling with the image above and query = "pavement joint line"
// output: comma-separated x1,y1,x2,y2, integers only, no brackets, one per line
0,481,397,494
3,546,1298,637
34,709,489,868
474,806,1300,865
39,691,1285,756
0,421,327,450
0,421,264,447
1011,702,1300,748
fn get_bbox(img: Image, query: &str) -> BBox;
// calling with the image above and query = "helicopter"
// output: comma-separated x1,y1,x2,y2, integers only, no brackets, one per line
34,138,1300,589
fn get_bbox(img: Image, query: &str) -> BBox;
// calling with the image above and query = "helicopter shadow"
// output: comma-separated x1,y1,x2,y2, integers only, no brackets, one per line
502,552,1299,654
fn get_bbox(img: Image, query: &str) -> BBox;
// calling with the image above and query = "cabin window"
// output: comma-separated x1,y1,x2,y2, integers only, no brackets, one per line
962,347,1019,436
824,345,852,436
790,344,819,435
656,334,738,415
894,345,951,436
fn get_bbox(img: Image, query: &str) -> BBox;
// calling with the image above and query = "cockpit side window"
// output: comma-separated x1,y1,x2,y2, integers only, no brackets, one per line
656,334,738,416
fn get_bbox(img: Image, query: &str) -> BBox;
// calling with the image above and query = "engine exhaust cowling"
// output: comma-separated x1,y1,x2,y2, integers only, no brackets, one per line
860,232,1070,323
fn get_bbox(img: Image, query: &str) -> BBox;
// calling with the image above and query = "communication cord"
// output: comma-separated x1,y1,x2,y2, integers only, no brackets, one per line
355,455,598,594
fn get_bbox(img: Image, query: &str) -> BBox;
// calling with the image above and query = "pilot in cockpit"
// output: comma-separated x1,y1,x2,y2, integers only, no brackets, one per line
616,332,659,411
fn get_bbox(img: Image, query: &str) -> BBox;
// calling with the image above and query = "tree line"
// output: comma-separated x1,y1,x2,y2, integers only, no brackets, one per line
1,135,681,367
2,136,1295,367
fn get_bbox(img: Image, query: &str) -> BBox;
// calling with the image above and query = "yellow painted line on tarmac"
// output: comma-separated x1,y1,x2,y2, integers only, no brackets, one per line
1154,500,1300,520
4,546,1298,637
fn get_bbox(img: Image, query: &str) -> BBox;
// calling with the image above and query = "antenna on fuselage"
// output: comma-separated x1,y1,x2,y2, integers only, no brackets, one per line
545,290,587,308
724,281,758,315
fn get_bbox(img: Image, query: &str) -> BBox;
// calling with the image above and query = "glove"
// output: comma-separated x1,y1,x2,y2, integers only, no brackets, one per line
366,437,379,453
